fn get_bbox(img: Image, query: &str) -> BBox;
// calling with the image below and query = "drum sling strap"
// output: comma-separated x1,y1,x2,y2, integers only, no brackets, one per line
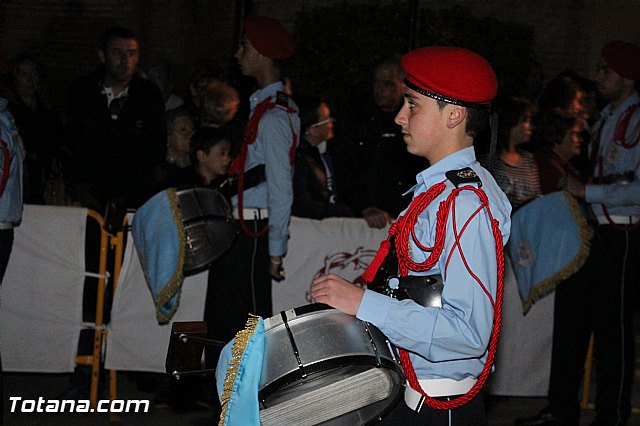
227,92,298,237
362,179,505,410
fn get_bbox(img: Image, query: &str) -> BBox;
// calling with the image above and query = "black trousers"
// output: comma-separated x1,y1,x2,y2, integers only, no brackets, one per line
548,225,640,426
204,218,271,367
0,228,14,284
378,391,486,425
0,227,15,425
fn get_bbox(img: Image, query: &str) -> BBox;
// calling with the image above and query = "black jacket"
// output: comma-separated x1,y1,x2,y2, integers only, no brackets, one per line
292,139,353,219
67,67,166,209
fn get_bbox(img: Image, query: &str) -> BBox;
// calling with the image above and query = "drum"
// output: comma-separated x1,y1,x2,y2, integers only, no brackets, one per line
259,304,404,426
176,187,237,275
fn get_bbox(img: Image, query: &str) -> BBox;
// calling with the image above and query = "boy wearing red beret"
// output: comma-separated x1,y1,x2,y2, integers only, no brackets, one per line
312,46,511,424
204,15,300,363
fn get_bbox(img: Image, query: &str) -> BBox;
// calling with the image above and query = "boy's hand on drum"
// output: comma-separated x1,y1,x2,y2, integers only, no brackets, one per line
311,274,364,316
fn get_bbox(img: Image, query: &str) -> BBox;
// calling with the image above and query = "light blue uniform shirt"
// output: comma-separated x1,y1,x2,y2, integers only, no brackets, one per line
357,147,511,381
232,82,300,256
587,92,640,217
0,98,24,227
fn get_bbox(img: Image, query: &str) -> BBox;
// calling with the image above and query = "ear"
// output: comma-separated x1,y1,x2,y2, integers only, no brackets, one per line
304,126,317,140
196,150,206,163
98,49,106,64
446,105,467,129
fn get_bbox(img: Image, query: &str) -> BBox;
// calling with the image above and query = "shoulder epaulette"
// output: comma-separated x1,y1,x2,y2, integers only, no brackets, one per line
445,167,482,188
275,91,289,108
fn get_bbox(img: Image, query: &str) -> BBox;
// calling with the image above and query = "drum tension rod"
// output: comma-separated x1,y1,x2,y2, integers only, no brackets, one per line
281,311,307,378
171,368,216,380
179,334,227,347
363,322,383,367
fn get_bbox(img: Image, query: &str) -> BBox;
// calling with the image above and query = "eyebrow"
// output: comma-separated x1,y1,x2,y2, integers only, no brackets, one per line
403,92,419,101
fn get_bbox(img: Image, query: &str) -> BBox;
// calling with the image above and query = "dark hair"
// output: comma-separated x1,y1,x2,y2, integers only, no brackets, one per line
99,26,137,51
296,95,326,133
435,99,492,139
12,53,40,76
188,60,223,89
496,96,537,150
373,54,405,79
190,127,229,162
538,76,581,117
166,106,193,133
536,113,580,148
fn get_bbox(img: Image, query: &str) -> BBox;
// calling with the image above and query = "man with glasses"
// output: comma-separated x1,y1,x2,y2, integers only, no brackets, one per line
292,95,353,219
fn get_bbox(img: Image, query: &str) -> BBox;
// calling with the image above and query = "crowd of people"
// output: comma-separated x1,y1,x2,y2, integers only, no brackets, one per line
0,14,639,426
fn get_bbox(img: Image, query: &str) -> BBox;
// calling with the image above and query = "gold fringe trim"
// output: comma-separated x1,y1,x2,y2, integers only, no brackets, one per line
522,191,591,314
218,314,260,426
155,188,186,324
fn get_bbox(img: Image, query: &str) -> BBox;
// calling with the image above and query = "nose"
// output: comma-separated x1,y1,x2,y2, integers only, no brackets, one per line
395,103,408,126
234,47,242,59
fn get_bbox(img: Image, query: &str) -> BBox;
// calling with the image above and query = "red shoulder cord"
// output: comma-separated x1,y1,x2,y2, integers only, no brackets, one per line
0,139,11,197
591,103,640,230
228,97,298,237
613,103,640,149
362,181,505,410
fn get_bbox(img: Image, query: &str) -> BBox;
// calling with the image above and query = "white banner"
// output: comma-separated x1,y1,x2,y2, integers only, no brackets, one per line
0,205,87,372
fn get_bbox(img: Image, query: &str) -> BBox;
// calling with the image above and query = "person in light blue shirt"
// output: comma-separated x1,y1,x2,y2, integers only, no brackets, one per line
312,47,511,425
519,40,640,426
203,17,299,413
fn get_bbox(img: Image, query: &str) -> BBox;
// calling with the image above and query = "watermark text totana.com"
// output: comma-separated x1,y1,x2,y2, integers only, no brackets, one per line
9,396,150,413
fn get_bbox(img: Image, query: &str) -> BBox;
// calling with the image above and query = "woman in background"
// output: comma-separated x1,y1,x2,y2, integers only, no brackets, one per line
485,95,541,209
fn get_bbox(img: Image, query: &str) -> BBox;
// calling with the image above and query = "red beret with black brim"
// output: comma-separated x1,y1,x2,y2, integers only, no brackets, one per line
402,46,498,109
244,16,294,60
602,40,640,81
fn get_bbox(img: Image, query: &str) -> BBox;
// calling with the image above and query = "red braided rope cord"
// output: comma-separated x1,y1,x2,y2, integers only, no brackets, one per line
614,103,640,149
363,181,505,410
593,103,640,230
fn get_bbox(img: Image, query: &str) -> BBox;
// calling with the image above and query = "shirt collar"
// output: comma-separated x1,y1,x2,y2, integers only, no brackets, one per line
600,92,640,119
250,81,285,110
405,147,477,195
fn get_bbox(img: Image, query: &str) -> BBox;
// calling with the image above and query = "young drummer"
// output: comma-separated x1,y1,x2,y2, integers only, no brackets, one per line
311,46,512,424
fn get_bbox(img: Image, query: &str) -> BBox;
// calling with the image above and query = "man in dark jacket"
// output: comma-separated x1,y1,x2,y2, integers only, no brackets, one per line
293,95,353,219
67,26,166,211
335,55,427,227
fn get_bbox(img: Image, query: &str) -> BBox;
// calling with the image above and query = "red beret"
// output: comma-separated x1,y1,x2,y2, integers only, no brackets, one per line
244,16,294,60
602,40,640,81
402,46,498,108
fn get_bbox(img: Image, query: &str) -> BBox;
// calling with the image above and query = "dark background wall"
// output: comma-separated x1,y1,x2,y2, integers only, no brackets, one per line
1,0,639,120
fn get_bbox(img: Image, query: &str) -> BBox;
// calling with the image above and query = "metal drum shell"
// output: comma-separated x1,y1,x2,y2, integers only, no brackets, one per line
259,304,404,425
